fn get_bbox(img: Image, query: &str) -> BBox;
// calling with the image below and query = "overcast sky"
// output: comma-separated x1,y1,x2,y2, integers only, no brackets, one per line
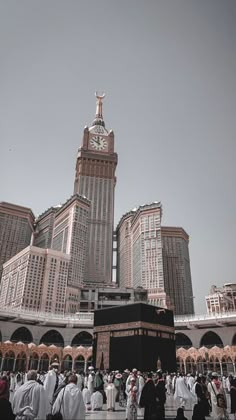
1,1,235,314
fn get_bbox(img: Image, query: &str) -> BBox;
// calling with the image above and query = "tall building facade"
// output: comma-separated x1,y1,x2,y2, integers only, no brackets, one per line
206,283,236,314
116,202,166,306
33,207,58,249
33,194,90,311
73,94,117,285
162,226,194,315
50,194,90,289
0,202,35,281
0,246,70,314
116,206,194,315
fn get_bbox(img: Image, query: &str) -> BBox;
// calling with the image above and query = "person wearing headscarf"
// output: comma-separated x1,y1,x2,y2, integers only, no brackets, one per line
126,376,138,420
12,370,49,420
192,402,206,420
230,376,236,420
0,378,15,420
105,375,117,411
139,373,158,420
52,374,85,420
207,372,225,420
201,375,211,416
155,371,166,419
175,407,188,420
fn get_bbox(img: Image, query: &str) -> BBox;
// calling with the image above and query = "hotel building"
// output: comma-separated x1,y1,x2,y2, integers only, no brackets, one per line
0,202,35,281
0,246,70,314
161,226,194,315
116,202,166,306
206,283,236,314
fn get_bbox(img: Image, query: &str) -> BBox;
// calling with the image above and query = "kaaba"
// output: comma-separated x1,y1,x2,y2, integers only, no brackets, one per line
93,303,176,372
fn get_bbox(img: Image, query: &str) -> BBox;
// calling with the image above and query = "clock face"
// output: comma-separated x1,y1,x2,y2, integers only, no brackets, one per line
90,136,108,151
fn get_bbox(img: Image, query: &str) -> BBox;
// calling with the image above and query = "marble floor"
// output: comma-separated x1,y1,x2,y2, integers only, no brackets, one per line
86,394,234,420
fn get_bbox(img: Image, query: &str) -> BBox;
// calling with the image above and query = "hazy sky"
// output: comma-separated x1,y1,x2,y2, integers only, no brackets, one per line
1,1,235,314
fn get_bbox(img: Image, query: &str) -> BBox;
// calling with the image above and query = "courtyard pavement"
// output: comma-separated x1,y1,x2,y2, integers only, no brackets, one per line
86,394,234,419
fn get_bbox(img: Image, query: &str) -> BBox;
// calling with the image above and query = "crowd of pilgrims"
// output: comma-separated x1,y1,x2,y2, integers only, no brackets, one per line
0,361,235,420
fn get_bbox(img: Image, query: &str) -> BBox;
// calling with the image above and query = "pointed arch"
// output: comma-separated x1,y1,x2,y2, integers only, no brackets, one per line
200,331,223,348
185,356,195,373
0,330,2,342
29,353,39,371
40,330,64,347
11,327,33,344
232,333,236,346
39,353,49,372
62,355,73,372
175,333,192,348
3,351,15,371
15,352,27,372
71,331,93,347
176,357,183,373
74,355,85,372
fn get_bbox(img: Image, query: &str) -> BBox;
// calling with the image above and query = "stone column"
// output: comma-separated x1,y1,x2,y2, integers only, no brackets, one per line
233,362,235,375
183,360,187,374
0,357,5,371
84,360,87,373
13,358,17,372
220,361,223,376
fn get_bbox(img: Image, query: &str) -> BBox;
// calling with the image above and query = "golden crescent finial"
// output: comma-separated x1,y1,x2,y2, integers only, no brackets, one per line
95,91,105,101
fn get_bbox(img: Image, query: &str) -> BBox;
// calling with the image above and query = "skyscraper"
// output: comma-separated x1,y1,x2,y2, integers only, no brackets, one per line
73,94,118,285
161,226,194,315
116,202,166,307
0,202,35,281
116,206,194,315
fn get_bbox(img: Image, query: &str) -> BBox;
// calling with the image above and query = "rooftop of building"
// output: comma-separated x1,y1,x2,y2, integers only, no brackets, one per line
36,193,91,222
2,245,70,269
0,201,35,220
161,226,189,240
116,201,162,230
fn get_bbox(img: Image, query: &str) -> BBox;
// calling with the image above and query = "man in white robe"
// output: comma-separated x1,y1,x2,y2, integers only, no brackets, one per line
207,372,225,420
91,389,103,411
174,373,194,409
105,378,117,411
82,386,91,411
52,374,85,420
87,369,95,394
75,371,84,390
43,362,59,405
12,370,49,420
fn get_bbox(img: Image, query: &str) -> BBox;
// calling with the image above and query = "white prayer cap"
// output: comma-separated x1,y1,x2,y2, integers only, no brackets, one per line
88,366,94,370
132,368,137,373
212,372,218,377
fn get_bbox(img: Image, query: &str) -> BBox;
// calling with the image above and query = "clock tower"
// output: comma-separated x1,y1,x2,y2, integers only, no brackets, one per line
74,93,118,285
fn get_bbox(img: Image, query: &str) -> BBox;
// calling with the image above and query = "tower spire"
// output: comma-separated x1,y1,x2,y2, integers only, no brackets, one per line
92,92,106,127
